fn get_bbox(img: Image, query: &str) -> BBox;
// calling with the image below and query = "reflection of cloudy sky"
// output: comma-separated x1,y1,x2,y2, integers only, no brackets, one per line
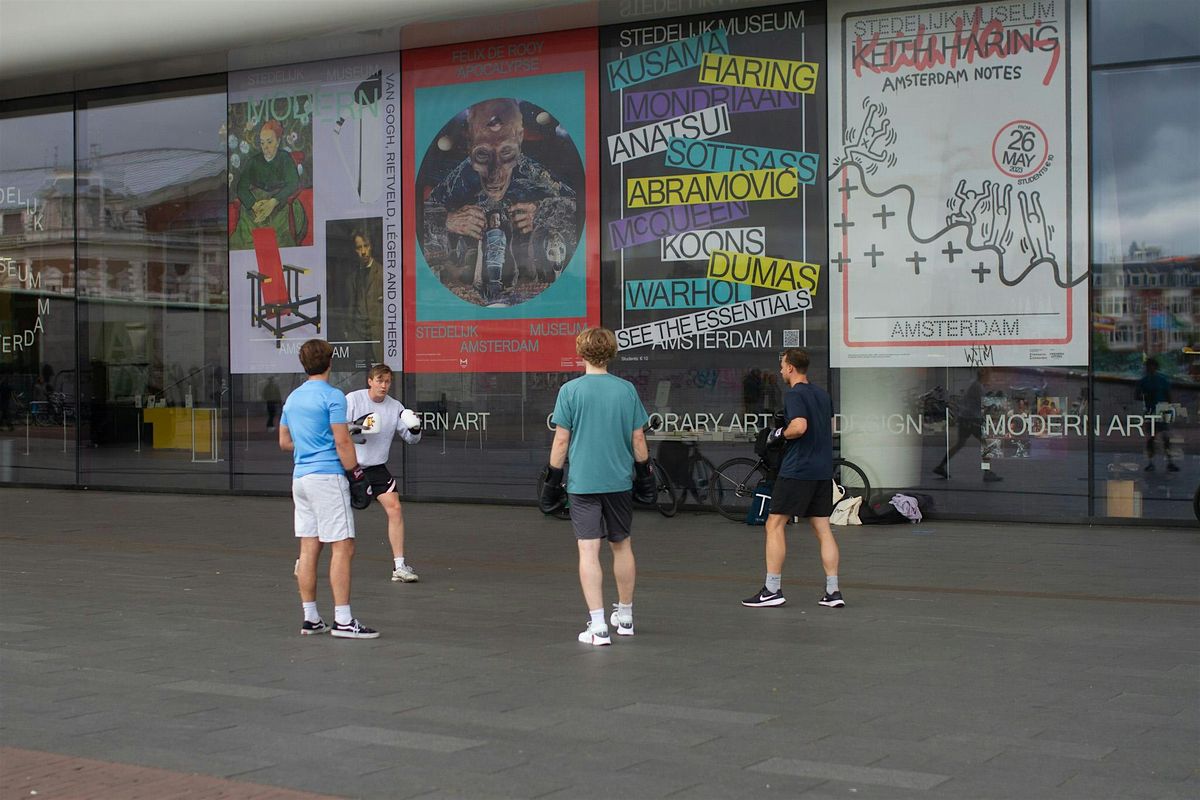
1091,0,1200,66
1092,63,1200,260
1,92,225,209
0,109,73,208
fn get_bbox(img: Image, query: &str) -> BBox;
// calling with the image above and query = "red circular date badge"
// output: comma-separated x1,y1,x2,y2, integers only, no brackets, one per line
992,120,1049,179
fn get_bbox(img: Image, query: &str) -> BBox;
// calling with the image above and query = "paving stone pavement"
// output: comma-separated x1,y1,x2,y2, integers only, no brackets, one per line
0,487,1197,799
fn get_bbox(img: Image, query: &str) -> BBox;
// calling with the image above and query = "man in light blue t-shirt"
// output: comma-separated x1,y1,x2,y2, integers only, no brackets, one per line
279,339,379,640
540,327,656,646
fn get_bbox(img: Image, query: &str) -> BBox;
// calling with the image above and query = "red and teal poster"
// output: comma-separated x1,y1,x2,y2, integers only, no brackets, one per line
402,29,600,372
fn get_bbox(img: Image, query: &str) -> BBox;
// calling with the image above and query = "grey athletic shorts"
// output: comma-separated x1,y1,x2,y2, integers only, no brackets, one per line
568,491,633,542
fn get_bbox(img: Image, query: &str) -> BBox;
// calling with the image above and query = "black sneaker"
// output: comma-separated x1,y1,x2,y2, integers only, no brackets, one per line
331,618,380,639
300,619,329,635
932,465,948,478
742,587,786,607
1167,462,1180,472
819,591,846,608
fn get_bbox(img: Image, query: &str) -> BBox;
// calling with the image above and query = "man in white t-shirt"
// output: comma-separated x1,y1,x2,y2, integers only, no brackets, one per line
345,364,423,582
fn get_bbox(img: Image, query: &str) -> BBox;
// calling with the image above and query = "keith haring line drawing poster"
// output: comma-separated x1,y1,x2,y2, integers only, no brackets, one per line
828,0,1088,367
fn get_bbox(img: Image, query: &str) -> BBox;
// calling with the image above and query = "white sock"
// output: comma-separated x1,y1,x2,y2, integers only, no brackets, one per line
302,601,320,623
765,573,782,594
588,608,605,629
334,605,352,625
394,557,406,570
826,575,839,594
616,602,633,622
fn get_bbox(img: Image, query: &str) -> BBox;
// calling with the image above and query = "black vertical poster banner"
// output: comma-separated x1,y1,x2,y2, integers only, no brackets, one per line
600,4,827,370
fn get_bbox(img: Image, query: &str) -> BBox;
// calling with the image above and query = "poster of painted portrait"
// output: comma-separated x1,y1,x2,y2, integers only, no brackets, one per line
828,0,1088,368
403,29,600,373
600,4,826,369
227,96,313,251
227,53,402,374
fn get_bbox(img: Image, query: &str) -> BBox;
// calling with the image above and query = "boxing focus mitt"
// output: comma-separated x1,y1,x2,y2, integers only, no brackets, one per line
632,460,657,505
539,464,567,515
399,408,422,434
347,466,373,509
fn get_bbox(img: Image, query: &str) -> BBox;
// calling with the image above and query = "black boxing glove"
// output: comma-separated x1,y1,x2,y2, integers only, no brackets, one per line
632,460,657,505
538,464,566,515
347,466,373,509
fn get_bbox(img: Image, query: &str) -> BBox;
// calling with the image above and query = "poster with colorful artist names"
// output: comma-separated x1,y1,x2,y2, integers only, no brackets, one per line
402,29,600,373
228,52,402,375
828,0,1088,368
600,3,827,370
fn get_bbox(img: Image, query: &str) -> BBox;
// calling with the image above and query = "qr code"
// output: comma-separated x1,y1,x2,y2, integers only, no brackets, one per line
782,329,800,347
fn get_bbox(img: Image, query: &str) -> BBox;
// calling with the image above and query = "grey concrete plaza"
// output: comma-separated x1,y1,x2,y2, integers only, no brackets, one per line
1,487,1197,799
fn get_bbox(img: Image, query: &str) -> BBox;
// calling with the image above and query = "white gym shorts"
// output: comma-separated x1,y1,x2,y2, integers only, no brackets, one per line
292,473,356,542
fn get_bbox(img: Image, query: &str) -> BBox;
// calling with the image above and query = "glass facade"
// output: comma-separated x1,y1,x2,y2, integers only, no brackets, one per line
74,77,230,489
1089,0,1200,520
0,95,75,485
1,0,1197,523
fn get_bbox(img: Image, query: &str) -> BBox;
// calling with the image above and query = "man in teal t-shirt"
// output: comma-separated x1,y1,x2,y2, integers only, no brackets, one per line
541,327,654,646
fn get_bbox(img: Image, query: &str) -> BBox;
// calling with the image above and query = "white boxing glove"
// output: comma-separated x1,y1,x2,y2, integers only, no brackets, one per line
399,408,422,433
349,413,380,443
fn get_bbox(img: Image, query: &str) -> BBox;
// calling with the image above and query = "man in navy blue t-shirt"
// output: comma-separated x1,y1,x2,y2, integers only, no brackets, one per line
742,348,845,610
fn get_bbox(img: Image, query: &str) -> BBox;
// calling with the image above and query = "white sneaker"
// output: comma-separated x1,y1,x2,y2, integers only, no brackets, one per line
577,623,611,646
609,604,635,636
391,564,419,582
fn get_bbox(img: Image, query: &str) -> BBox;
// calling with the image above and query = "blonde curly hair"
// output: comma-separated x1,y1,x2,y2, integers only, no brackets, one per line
576,327,617,367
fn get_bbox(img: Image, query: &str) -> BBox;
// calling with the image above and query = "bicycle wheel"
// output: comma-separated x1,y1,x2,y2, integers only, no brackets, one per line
652,458,679,517
833,458,870,507
711,457,769,522
535,469,571,520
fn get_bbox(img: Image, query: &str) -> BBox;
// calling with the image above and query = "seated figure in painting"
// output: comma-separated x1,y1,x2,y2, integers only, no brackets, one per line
231,120,308,249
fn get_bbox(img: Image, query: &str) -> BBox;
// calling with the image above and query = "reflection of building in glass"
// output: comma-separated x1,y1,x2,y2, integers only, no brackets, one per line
1091,255,1200,356
1,151,227,307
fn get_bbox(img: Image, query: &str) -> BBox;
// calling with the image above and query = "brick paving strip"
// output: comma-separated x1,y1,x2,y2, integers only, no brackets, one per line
0,747,345,800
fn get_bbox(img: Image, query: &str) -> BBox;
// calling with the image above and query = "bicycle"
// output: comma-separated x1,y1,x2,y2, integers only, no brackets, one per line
31,392,75,426
709,452,870,522
536,457,679,519
655,436,718,507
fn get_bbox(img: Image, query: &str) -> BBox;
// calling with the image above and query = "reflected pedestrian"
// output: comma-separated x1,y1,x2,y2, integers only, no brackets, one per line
1137,357,1178,472
263,376,281,431
933,370,1001,482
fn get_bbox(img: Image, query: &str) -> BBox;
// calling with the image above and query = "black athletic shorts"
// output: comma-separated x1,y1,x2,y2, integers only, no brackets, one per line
770,477,834,518
362,464,398,497
568,491,633,542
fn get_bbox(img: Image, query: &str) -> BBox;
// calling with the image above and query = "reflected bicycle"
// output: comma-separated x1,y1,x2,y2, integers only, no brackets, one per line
709,454,870,522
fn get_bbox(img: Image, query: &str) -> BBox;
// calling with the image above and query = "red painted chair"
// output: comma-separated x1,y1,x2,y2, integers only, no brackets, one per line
246,228,321,348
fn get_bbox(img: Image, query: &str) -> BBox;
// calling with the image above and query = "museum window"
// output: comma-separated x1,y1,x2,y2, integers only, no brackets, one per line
1091,0,1199,519
0,94,76,485
74,76,231,490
